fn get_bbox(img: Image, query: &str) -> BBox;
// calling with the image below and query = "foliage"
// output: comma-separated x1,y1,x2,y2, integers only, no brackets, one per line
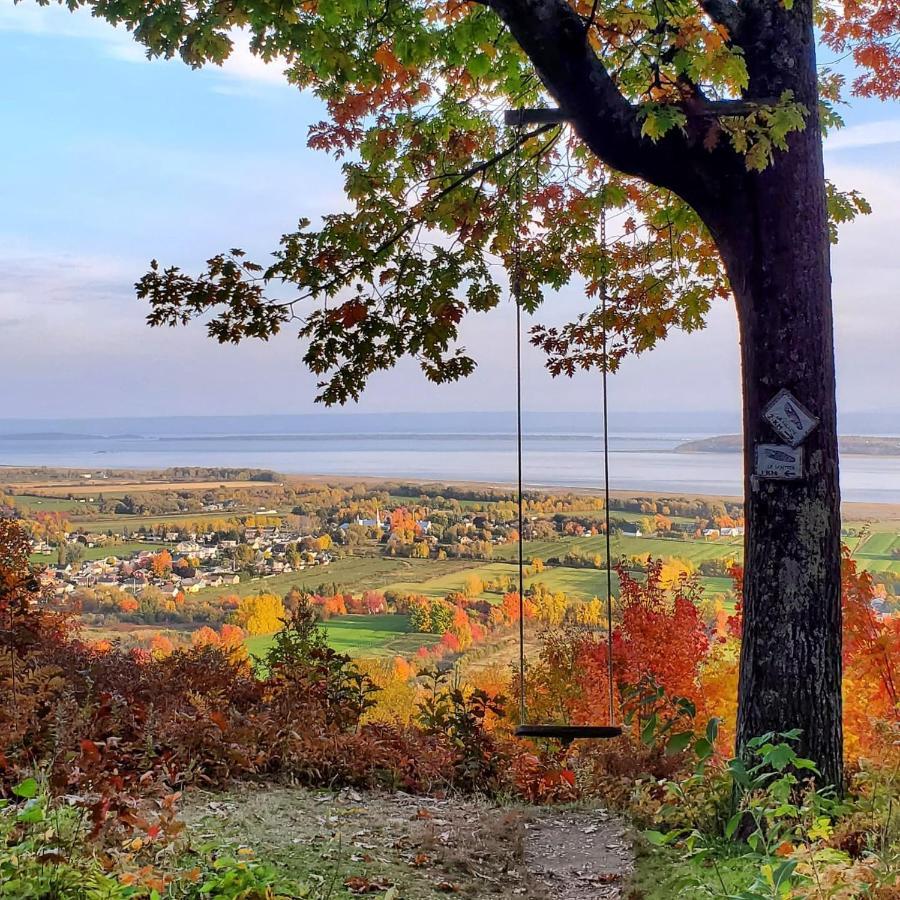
416,669,508,793
264,597,380,729
0,776,319,898
643,731,900,898
236,592,287,635
31,0,892,404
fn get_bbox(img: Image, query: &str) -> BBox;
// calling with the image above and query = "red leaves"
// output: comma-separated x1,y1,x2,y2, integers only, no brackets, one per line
80,739,102,764
338,299,368,327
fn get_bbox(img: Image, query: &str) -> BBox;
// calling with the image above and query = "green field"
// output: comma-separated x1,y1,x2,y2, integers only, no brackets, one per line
855,532,900,574
13,494,86,513
492,533,744,565
245,613,440,658
195,555,474,601
30,541,165,565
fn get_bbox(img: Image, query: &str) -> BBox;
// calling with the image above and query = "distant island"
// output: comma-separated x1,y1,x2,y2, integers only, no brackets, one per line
676,435,900,456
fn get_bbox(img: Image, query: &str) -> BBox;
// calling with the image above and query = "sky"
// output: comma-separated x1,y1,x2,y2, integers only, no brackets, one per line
0,1,898,422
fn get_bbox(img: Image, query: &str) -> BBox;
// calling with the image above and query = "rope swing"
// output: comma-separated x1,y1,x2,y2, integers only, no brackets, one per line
509,115,622,746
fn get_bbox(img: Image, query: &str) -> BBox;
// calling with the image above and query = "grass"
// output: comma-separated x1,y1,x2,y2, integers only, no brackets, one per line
195,556,473,602
30,541,165,565
385,534,744,603
628,843,759,898
11,494,85,512
245,613,439,659
492,533,744,565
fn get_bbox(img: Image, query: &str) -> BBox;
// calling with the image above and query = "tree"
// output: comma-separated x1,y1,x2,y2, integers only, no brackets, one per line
150,550,173,579
35,0,899,783
236,593,287,635
463,574,484,598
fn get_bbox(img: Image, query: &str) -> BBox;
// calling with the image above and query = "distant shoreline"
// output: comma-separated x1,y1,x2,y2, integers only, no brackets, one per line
676,434,900,456
5,465,900,522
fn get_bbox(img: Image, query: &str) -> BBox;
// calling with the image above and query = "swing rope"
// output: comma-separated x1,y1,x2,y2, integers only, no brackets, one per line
513,123,527,725
511,118,620,740
600,184,616,727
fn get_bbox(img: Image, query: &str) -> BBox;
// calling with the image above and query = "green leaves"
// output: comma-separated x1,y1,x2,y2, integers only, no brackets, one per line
37,0,871,404
638,104,687,141
13,777,38,799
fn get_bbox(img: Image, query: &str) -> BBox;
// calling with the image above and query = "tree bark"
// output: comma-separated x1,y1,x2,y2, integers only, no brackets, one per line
702,12,843,787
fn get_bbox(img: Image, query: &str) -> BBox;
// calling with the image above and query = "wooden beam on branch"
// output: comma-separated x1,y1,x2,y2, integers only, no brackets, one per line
505,98,779,129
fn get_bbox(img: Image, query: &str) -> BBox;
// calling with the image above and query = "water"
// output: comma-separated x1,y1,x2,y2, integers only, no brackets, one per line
1,414,899,503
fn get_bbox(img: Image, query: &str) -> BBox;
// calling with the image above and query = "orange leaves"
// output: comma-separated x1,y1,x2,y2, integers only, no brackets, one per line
841,551,899,763
821,0,900,99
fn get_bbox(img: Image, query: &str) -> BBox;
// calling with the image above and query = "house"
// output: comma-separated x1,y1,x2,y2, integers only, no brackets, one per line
620,523,643,537
179,578,206,593
176,540,202,554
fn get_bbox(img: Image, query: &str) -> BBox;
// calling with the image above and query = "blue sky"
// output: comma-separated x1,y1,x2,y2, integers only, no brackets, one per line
1,1,898,420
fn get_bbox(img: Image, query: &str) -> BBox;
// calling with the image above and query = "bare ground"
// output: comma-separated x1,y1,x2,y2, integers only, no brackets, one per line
182,785,633,900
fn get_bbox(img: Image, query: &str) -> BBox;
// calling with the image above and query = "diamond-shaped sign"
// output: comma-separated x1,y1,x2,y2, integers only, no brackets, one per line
763,389,819,447
755,444,804,480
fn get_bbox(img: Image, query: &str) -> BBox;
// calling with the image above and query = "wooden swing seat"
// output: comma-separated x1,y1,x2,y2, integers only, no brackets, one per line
515,724,623,746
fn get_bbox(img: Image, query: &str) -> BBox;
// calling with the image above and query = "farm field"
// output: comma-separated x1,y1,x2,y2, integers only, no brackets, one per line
855,532,900,573
30,540,165,564
11,494,87,513
194,555,474,602
245,613,438,658
76,511,264,533
385,557,734,604
493,533,745,564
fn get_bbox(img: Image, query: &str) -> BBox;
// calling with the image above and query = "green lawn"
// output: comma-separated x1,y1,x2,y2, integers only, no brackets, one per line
245,613,440,659
385,535,744,604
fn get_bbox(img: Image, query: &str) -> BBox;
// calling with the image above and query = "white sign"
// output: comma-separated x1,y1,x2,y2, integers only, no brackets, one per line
763,389,819,447
755,444,804,480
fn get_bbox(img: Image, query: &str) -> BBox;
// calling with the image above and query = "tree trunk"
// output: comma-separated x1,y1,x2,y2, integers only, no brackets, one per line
709,95,844,787
493,0,844,783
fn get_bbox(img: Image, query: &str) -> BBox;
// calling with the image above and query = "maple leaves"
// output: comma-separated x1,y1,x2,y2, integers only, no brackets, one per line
820,0,900,100
21,0,895,402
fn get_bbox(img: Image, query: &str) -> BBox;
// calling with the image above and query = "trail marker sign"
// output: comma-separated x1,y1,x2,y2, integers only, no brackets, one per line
755,444,804,480
763,389,819,447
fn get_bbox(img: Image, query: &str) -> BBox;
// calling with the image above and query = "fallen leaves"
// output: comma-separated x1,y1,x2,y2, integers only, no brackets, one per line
344,876,395,893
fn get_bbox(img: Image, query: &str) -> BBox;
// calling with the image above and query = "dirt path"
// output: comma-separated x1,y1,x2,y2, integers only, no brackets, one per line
182,785,633,900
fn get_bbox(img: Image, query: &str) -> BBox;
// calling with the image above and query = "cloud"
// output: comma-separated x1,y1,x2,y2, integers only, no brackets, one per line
0,1,290,87
825,120,900,152
0,243,138,324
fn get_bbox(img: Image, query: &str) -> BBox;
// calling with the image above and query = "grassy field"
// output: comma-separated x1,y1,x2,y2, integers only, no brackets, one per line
74,511,254,533
11,494,86,513
494,533,745,564
30,541,165,565
855,532,900,573
194,556,474,601
245,613,439,658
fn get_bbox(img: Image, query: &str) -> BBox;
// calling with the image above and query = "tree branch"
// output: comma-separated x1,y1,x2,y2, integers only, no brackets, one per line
698,0,743,37
483,0,719,206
